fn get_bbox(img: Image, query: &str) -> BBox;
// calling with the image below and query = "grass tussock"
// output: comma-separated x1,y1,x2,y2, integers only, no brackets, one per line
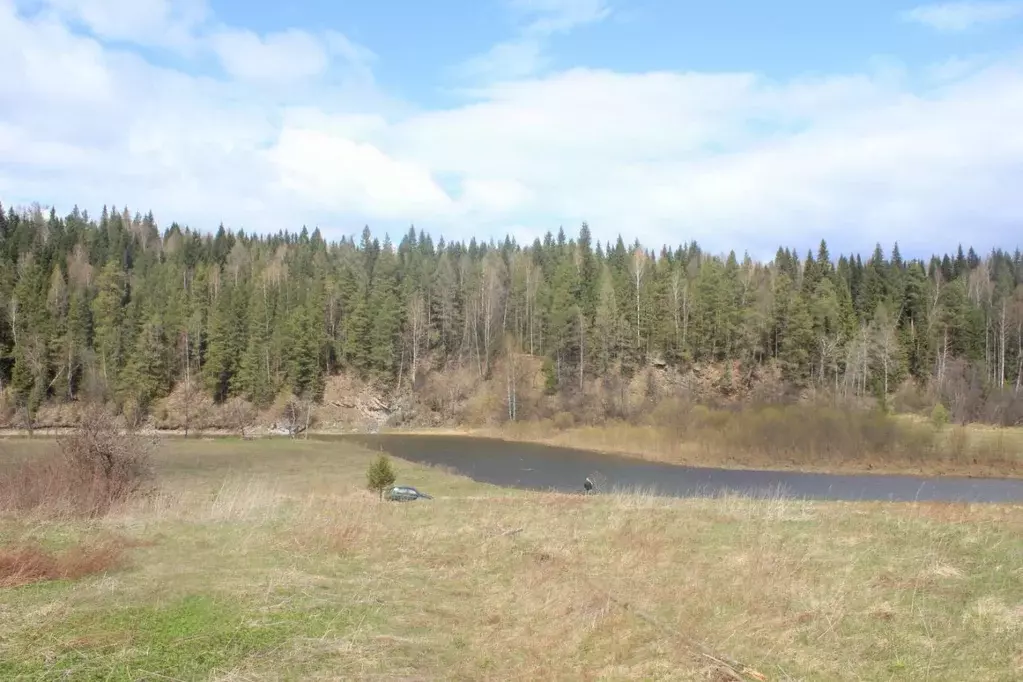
0,539,126,588
499,401,1023,476
0,406,157,518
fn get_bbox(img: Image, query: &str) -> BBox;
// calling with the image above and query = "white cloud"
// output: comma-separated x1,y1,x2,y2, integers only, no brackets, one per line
454,39,547,82
2,0,1023,257
460,178,536,215
32,0,209,50
26,0,374,82
509,0,612,35
453,0,611,82
207,26,378,83
265,127,454,220
902,2,1023,32
210,28,330,81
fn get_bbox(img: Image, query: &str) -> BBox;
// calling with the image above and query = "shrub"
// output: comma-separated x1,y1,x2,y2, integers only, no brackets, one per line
366,454,396,499
223,397,256,437
277,395,313,437
931,403,950,429
0,405,158,518
552,411,575,430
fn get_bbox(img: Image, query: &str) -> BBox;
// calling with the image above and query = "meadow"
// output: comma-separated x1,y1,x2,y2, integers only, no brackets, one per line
1,432,1022,680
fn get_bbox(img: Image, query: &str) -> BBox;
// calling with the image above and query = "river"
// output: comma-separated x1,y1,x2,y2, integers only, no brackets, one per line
329,433,1023,503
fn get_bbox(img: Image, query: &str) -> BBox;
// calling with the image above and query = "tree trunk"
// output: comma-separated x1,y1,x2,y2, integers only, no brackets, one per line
9,299,17,347
67,343,74,400
525,266,534,356
1016,319,1022,393
411,312,419,388
682,289,689,355
397,346,404,393
304,399,311,440
184,330,191,439
635,277,641,350
999,299,1007,387
578,309,585,391
883,355,889,404
507,350,517,421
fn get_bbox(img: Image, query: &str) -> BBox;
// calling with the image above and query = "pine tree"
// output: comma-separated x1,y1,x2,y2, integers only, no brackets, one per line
287,294,325,399
121,315,169,414
0,193,1018,428
368,238,402,376
237,281,275,405
779,292,815,385
203,283,246,401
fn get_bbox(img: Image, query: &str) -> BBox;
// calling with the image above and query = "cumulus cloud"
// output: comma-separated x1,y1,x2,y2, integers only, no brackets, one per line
902,2,1023,32
1,0,1022,257
29,0,209,50
209,28,331,81
265,126,454,220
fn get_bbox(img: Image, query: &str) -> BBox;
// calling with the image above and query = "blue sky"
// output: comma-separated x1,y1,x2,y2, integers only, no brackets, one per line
2,0,1023,260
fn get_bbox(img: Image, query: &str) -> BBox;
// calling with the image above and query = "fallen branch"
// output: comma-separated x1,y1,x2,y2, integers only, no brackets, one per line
478,527,524,546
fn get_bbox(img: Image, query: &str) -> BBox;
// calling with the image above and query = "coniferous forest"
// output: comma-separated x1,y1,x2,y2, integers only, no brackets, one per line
1,200,1022,431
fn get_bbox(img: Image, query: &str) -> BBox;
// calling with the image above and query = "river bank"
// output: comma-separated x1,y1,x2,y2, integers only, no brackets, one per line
3,413,1022,481
381,419,1023,480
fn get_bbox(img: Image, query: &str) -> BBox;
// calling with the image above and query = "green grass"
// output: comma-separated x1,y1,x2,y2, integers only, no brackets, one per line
1,436,1022,680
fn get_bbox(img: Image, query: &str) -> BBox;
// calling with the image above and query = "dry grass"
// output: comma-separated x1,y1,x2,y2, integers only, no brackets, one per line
1,438,1021,680
468,402,1023,478
0,406,157,518
0,539,127,588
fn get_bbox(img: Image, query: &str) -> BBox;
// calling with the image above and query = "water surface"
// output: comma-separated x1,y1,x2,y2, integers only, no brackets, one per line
330,434,1023,503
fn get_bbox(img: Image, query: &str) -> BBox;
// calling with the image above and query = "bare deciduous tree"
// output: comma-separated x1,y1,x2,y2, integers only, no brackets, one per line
479,252,507,377
223,397,256,438
870,305,901,403
630,246,647,350
404,292,428,390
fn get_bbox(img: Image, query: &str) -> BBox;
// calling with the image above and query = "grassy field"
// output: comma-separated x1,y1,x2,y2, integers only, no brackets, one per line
2,436,1023,680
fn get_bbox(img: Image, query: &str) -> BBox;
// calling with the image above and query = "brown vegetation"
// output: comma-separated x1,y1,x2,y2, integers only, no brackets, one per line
0,406,157,517
389,359,1023,476
483,399,1023,477
2,357,1019,479
0,539,126,588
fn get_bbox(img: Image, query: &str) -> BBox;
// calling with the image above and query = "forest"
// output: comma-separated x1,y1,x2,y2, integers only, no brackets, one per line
0,199,1021,430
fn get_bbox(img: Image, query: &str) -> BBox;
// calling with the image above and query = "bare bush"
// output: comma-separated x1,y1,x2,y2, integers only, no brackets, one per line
933,358,1023,427
0,405,158,518
525,397,1020,474
222,396,256,437
149,381,214,435
277,395,314,437
0,389,14,426
891,381,933,415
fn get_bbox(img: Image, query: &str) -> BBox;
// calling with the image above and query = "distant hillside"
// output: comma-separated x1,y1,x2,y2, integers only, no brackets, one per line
0,199,1021,432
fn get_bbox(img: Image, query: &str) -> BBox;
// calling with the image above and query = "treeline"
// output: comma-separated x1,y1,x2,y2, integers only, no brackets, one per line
0,200,1021,427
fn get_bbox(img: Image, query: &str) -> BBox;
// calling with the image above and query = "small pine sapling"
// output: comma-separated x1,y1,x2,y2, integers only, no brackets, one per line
366,454,396,499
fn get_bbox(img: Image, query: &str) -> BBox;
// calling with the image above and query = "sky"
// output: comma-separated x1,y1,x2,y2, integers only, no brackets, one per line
1,0,1022,260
